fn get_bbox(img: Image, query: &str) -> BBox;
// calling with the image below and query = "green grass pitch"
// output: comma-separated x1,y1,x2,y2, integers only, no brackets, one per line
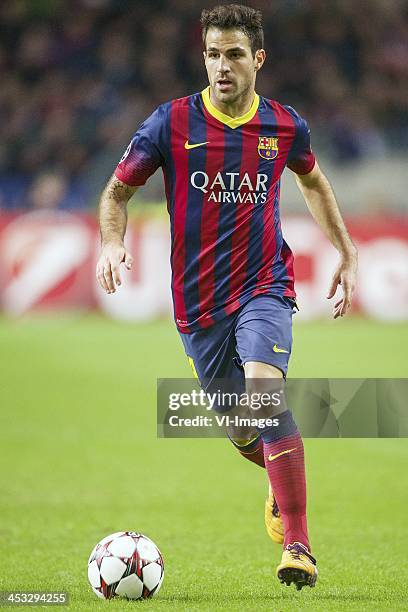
0,315,407,611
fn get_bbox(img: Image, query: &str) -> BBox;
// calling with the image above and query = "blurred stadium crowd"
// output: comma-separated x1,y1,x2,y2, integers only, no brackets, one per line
0,0,407,210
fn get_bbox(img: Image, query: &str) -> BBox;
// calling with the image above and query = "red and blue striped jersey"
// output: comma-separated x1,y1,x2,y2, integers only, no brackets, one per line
114,87,315,333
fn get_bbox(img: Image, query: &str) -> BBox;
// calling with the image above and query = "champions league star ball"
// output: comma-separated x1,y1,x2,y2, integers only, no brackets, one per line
87,532,164,600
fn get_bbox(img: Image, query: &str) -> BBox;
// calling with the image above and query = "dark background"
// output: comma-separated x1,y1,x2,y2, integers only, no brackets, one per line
1,0,407,210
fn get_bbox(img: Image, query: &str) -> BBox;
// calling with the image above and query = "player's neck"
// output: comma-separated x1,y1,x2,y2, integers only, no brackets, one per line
209,87,256,118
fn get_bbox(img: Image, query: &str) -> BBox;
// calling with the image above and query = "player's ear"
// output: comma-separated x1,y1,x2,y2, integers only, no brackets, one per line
254,49,266,71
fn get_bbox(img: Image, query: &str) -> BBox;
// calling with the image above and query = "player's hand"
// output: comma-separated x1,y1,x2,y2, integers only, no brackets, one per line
326,253,357,319
96,242,133,294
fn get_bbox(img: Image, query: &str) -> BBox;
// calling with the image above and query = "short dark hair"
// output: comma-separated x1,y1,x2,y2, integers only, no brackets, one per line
201,4,264,57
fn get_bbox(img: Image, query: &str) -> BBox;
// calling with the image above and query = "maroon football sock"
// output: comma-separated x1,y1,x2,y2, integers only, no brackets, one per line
262,417,310,550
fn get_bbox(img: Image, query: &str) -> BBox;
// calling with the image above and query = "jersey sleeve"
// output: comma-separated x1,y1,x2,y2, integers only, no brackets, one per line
114,104,168,186
285,106,316,175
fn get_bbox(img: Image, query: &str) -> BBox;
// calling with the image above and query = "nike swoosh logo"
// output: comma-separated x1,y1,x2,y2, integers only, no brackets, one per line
268,447,297,462
273,343,289,353
184,140,209,150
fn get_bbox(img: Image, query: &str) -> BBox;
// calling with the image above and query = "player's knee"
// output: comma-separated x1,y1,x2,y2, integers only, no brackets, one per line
243,361,285,419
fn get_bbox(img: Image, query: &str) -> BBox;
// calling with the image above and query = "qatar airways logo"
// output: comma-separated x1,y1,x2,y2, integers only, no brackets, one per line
190,171,269,204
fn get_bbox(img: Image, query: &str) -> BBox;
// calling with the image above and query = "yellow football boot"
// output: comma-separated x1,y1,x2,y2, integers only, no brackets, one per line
276,542,318,590
265,485,284,544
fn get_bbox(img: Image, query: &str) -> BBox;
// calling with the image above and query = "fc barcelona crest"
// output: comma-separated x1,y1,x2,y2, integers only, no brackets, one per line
258,136,279,160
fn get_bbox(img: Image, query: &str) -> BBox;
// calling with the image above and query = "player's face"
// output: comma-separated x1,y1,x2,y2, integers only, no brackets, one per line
203,28,265,106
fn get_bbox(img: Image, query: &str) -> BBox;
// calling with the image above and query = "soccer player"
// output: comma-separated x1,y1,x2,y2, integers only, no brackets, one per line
96,4,357,590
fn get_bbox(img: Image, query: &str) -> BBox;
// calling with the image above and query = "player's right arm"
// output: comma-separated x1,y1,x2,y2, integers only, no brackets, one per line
96,103,168,294
96,175,138,294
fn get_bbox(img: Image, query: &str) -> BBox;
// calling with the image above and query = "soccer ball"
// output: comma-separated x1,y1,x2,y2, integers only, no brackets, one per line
87,531,164,600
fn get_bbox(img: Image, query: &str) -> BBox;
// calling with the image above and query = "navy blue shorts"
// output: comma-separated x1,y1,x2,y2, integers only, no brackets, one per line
179,294,296,391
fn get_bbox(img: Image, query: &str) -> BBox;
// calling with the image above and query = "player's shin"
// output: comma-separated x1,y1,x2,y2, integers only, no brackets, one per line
259,410,310,551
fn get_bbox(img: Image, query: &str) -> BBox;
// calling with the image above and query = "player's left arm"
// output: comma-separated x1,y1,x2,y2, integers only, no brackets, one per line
294,161,358,319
